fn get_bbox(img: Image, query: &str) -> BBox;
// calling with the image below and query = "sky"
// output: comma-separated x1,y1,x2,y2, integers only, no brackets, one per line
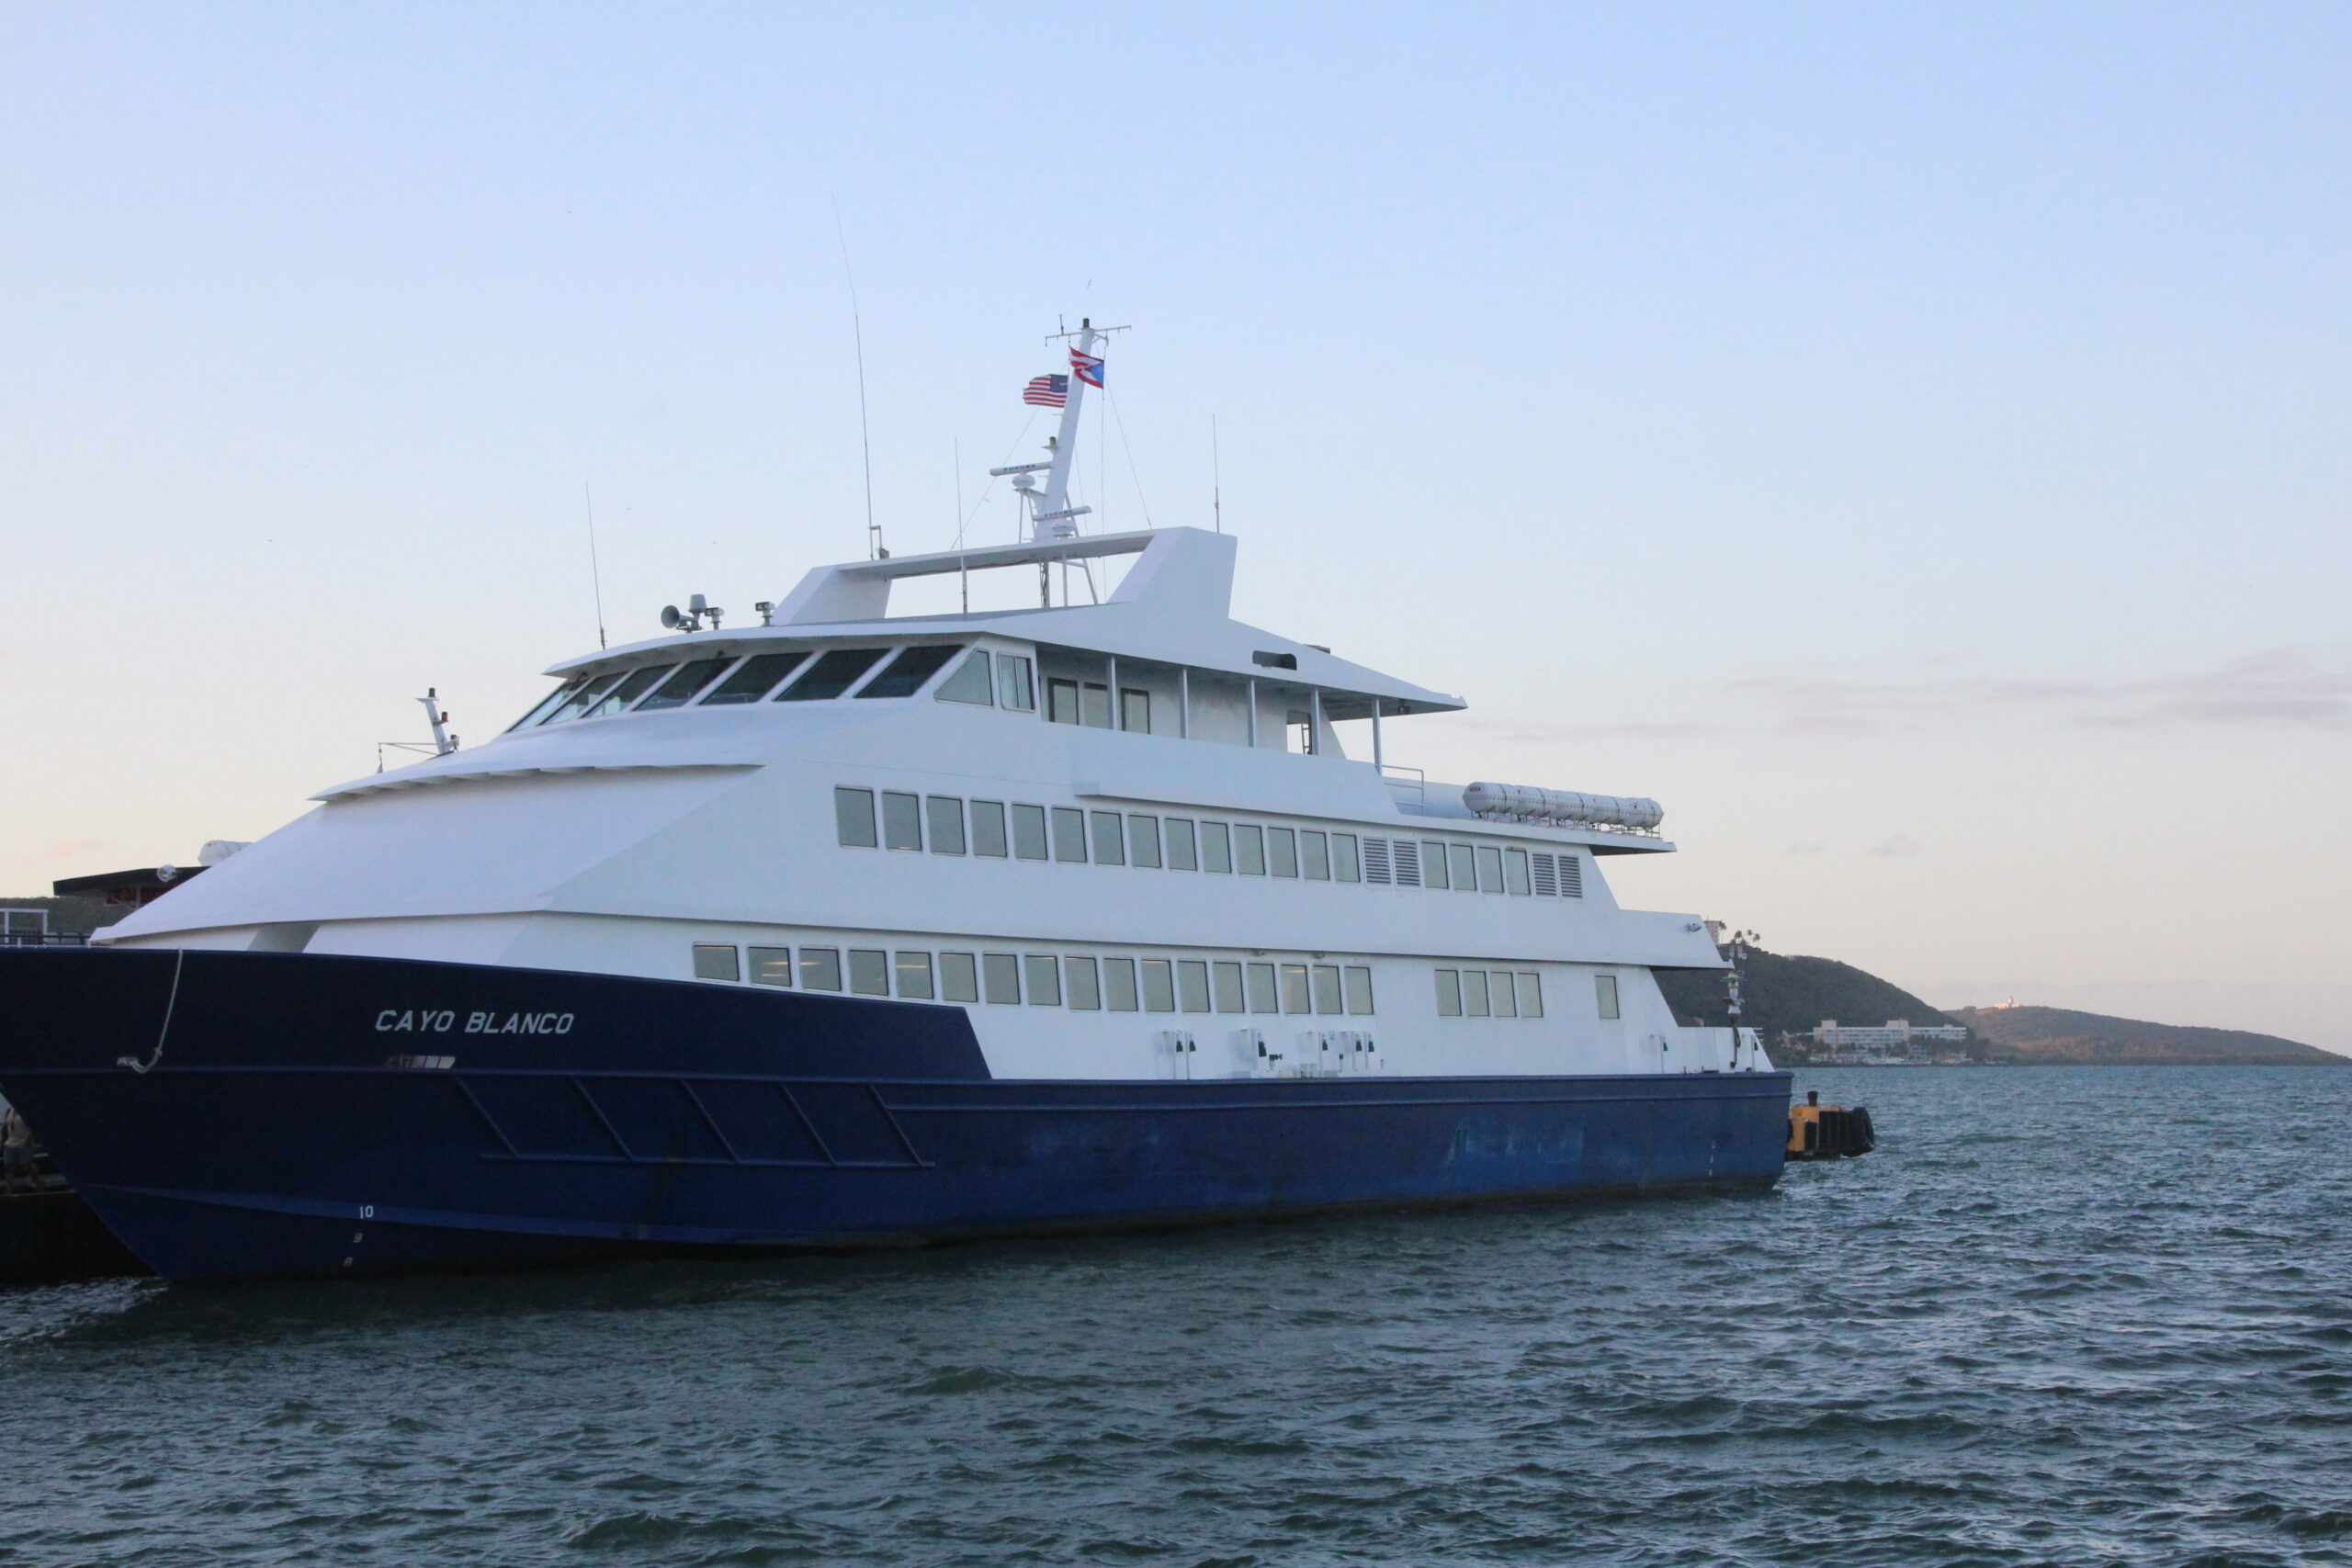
2,3,2346,1049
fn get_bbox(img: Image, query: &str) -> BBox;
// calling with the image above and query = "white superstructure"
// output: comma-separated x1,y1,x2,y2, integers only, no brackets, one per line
104,342,1757,1085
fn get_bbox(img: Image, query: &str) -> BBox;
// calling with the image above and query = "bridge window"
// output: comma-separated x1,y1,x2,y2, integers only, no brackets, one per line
692,943,739,982
1121,688,1150,733
639,657,736,711
1333,834,1361,883
1080,682,1113,728
934,649,994,705
982,953,1020,1004
778,648,888,701
1046,677,1080,724
592,664,673,717
748,946,793,987
1505,849,1532,896
1301,830,1329,880
703,652,808,705
1023,954,1062,1007
858,643,964,699
848,949,890,996
1476,846,1504,893
896,952,935,999
997,655,1035,711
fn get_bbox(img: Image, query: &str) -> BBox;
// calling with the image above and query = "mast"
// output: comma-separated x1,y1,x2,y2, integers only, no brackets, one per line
1035,321,1097,538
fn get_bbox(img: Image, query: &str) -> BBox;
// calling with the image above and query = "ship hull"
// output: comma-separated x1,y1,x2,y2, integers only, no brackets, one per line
0,949,1790,1281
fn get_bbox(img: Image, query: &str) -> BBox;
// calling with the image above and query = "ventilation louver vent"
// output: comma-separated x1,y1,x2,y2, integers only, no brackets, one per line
1391,840,1419,886
1363,838,1391,885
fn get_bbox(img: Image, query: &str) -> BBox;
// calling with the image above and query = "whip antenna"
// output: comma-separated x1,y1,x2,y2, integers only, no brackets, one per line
832,197,881,559
583,481,607,649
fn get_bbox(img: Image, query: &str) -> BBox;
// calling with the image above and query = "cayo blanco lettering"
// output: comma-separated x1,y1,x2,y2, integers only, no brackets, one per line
464,1011,574,1035
373,1010,457,1033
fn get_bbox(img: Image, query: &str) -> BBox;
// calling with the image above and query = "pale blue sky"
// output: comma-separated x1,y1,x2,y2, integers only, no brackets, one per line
4,4,2346,1045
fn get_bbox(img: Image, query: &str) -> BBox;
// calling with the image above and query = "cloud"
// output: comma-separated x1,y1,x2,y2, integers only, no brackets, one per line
1866,834,1923,858
40,839,102,863
1732,647,2352,738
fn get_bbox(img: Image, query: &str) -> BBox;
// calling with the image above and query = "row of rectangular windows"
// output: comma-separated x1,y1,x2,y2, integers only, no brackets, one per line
1434,968,1553,1019
833,787,1585,897
512,644,1025,731
690,942,1376,1015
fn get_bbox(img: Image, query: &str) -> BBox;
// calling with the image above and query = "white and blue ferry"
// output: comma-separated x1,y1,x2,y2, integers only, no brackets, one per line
0,321,1787,1280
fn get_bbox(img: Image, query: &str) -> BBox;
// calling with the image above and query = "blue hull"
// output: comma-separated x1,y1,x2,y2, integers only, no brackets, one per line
0,949,1790,1280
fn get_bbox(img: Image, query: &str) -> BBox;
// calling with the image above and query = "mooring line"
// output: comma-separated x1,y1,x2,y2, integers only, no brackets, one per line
118,950,184,1074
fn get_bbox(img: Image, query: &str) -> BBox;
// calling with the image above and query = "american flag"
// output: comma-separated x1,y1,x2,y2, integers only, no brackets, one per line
1070,349,1104,389
1023,374,1069,408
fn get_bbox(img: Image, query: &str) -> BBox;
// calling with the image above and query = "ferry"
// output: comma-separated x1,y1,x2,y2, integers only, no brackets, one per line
0,321,1789,1280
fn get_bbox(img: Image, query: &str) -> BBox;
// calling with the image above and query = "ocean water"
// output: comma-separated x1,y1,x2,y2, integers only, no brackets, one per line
2,1066,2348,1567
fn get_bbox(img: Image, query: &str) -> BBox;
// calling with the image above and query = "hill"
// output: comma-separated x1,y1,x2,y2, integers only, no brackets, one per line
1950,1005,2343,1066
1653,948,1961,1040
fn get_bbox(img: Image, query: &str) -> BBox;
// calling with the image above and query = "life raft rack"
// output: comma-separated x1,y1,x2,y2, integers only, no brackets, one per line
1789,1089,1875,1160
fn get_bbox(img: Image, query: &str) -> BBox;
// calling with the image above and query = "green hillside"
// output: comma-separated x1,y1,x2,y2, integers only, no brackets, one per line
1653,947,1960,1039
1951,1005,2343,1066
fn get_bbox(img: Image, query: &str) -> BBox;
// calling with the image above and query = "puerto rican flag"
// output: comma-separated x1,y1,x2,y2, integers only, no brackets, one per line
1069,349,1104,389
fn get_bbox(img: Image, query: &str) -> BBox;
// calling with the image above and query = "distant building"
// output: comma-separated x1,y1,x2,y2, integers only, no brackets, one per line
1815,1019,1970,1047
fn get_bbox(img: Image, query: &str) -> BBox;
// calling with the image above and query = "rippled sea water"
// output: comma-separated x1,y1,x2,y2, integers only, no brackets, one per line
4,1066,2350,1567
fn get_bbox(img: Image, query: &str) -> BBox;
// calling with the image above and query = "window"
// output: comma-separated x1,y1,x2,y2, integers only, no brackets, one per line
927,796,967,855
510,678,582,731
693,943,740,982
1251,650,1298,671
1121,687,1150,733
1465,971,1492,1017
1200,821,1233,874
1246,963,1279,1014
1476,845,1504,893
1531,852,1557,897
799,948,843,991
1492,970,1517,1017
835,787,878,848
982,953,1021,1004
1066,956,1102,1010
896,952,935,999
1516,973,1544,1017
1311,964,1343,1015
848,949,889,996
972,800,1009,857
1560,855,1584,898
704,652,808,705
544,671,624,725
1051,807,1088,863
1333,834,1361,883
1141,959,1176,1013
1178,960,1212,1013
1235,824,1266,876
934,649,994,706
1279,964,1311,1014
1435,969,1463,1017
1212,962,1246,1013
1268,828,1298,878
1596,974,1620,1019
1301,831,1330,880
748,946,793,987
589,664,673,718
1023,954,1061,1006
941,952,979,1003
778,648,888,701
997,655,1035,711
1103,958,1139,1011
858,644,963,699
1012,804,1049,861
1392,840,1419,886
1344,965,1374,1015
1505,849,1531,896
1080,682,1113,728
1090,811,1125,865
1047,677,1080,725
1363,839,1390,884
639,657,735,711
1421,840,1450,890
1128,815,1161,868
882,792,922,852
1166,818,1199,871
1448,843,1476,892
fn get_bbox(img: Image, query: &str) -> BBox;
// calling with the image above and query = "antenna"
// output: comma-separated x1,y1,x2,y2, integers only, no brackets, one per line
1211,415,1223,534
831,197,881,560
583,482,608,649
